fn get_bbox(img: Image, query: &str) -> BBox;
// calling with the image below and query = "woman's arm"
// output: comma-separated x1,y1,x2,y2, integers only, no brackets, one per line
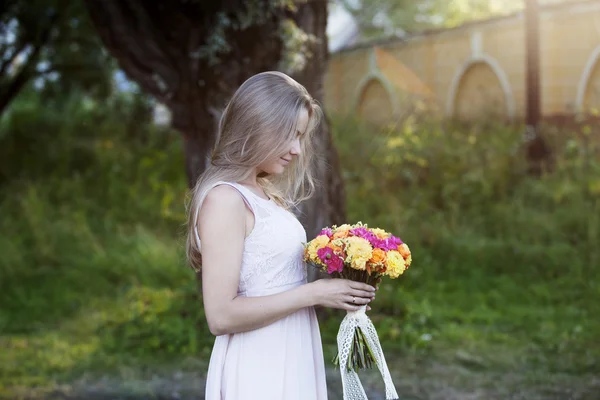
198,185,375,336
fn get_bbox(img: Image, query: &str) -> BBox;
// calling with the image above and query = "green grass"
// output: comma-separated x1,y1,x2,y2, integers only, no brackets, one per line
1,99,599,397
324,114,600,392
0,94,212,395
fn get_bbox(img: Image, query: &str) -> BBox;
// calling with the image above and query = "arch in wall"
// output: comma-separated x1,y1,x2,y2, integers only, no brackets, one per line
453,62,508,120
576,45,600,112
446,55,515,120
353,72,398,124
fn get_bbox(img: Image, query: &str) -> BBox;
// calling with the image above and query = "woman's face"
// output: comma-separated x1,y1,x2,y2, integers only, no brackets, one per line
257,107,309,176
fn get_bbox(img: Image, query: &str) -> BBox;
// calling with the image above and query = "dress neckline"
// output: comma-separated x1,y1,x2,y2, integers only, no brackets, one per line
233,182,273,204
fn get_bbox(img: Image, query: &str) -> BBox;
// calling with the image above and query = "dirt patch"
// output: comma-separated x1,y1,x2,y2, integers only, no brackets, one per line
5,361,599,400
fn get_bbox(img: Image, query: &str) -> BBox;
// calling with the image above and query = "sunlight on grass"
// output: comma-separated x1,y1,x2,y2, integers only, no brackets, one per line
1,105,600,396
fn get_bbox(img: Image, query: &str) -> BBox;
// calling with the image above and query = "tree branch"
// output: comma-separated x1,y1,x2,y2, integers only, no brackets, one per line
0,0,19,18
84,0,180,101
0,13,57,114
35,62,94,77
0,41,29,77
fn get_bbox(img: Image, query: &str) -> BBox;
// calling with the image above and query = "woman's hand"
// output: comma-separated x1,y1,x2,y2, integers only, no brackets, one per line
310,278,376,311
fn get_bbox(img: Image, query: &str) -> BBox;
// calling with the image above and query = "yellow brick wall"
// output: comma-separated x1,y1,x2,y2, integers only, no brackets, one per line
483,22,525,117
357,79,394,125
584,62,600,111
455,62,507,119
430,32,473,110
324,49,371,114
540,11,598,114
324,1,600,121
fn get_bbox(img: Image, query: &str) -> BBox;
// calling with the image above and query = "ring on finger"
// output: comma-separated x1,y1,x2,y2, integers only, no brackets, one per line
352,296,356,304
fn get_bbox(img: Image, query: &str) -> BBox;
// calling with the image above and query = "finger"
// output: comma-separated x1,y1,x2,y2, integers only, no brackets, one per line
350,289,376,299
345,295,371,305
366,306,371,311
349,281,376,292
343,303,362,312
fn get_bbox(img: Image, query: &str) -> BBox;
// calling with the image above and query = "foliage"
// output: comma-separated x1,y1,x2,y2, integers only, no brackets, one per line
0,0,113,116
1,92,599,393
0,92,203,391
339,0,526,41
342,0,598,42
324,112,600,373
82,0,333,188
336,0,600,41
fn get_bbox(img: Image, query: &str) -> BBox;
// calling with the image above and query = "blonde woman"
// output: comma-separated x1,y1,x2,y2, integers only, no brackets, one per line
187,71,376,400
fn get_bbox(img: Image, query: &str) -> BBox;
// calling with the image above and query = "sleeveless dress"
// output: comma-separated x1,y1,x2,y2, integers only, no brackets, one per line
195,181,328,400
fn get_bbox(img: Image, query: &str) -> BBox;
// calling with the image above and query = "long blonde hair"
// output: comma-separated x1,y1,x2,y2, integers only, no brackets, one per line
186,71,322,272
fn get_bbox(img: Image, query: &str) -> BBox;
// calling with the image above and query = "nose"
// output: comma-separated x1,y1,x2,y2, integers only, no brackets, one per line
289,137,301,156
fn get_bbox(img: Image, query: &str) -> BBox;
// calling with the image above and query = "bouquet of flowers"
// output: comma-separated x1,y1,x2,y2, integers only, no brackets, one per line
303,222,412,400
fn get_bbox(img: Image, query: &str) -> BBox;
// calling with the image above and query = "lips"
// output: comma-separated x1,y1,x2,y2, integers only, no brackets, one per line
281,157,291,163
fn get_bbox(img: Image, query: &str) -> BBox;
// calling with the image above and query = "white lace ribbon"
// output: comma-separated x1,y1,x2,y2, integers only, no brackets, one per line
337,305,399,399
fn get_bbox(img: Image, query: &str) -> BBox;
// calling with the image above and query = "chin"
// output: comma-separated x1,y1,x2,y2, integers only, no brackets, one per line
258,164,286,176
267,166,285,175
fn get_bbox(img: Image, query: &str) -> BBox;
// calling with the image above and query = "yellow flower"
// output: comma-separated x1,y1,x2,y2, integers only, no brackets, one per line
330,224,350,239
307,235,330,262
345,236,373,270
370,228,389,239
331,238,345,248
385,250,407,278
335,224,352,231
332,230,349,239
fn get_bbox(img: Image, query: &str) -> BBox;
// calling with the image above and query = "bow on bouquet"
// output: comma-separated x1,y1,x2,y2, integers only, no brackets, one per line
303,222,412,400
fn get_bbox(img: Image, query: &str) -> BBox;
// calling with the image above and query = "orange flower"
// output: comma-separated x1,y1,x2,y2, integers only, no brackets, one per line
332,229,349,239
370,228,389,239
369,248,387,265
398,243,411,259
328,244,343,255
368,262,387,274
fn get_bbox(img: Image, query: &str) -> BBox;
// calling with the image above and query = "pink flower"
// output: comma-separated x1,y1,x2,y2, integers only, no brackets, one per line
317,246,332,263
389,235,403,246
370,237,388,250
350,227,378,247
370,235,404,251
327,255,344,274
349,227,371,239
319,228,333,238
317,246,344,274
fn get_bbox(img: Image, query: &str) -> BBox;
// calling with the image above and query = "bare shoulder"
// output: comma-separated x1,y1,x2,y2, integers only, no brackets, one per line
203,184,245,210
198,184,246,228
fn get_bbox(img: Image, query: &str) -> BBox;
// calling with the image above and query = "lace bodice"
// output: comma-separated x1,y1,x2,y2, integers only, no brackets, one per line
195,181,308,296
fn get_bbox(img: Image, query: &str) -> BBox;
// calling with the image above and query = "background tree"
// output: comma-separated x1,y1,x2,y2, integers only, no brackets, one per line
0,0,113,116
340,0,524,41
84,0,346,237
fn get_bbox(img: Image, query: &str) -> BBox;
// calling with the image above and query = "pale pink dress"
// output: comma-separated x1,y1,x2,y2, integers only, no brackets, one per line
195,181,328,400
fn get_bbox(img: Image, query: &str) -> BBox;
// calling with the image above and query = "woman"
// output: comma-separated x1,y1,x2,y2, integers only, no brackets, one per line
186,71,376,400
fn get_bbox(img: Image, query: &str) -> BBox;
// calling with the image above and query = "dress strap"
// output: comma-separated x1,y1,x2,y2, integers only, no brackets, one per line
193,181,256,248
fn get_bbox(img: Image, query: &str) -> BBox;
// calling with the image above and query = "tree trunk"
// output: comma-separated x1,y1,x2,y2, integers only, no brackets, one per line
85,0,346,236
172,91,216,188
290,1,346,238
524,0,552,175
